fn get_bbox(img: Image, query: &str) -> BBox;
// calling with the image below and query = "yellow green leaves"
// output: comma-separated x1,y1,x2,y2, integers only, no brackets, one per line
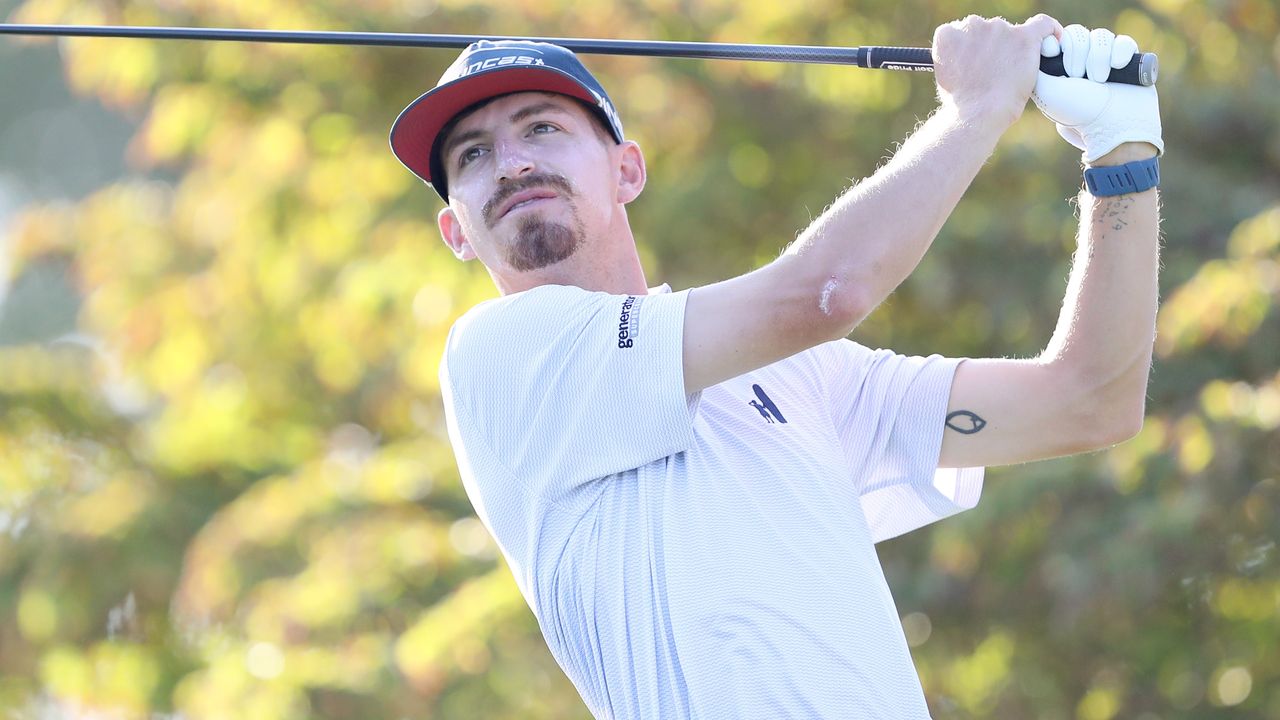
1158,205,1279,355
2,0,1279,718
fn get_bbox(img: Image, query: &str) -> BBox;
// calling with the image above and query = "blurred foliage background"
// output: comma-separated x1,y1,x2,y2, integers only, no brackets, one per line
0,0,1276,717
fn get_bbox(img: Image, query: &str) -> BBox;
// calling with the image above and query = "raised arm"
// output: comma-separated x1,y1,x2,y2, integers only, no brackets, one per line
939,25,1165,468
682,15,1062,393
938,142,1161,467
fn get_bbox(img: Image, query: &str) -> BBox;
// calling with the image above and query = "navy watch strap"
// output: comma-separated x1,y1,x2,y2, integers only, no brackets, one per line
1084,156,1160,196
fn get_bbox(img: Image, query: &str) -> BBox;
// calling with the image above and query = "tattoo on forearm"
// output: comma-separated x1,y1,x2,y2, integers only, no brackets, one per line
1103,196,1133,232
946,410,987,435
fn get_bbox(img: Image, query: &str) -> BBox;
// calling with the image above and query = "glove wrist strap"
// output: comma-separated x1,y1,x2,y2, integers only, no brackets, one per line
1083,156,1160,197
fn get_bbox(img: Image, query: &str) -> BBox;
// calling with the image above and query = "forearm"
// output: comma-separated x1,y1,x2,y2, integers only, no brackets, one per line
783,104,1008,327
1042,144,1161,407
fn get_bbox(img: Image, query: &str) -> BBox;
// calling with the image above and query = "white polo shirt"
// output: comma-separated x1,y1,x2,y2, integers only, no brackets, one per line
440,283,985,719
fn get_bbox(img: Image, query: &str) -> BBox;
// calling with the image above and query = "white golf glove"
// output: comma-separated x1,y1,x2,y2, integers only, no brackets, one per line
1032,24,1163,163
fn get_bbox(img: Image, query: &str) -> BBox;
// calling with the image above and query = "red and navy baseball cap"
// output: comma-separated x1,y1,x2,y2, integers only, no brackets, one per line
390,40,625,202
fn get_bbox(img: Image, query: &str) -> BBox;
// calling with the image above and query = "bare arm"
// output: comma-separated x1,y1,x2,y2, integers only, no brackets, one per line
683,16,1063,393
938,141,1161,467
682,109,1006,393
782,102,1009,323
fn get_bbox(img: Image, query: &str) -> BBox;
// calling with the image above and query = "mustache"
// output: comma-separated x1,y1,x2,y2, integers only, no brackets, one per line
482,173,576,227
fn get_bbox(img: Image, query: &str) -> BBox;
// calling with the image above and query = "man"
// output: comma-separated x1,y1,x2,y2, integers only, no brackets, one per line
390,14,1162,718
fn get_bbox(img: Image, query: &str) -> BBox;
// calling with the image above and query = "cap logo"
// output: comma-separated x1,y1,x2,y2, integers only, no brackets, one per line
460,55,547,77
586,88,622,135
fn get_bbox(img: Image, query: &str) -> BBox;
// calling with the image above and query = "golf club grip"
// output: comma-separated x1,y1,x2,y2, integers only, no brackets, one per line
860,46,1157,86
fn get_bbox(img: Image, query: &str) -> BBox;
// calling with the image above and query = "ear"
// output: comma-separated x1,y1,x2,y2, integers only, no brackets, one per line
614,140,646,205
437,206,476,261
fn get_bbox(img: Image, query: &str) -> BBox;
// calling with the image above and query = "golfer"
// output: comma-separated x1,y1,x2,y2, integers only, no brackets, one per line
390,14,1162,718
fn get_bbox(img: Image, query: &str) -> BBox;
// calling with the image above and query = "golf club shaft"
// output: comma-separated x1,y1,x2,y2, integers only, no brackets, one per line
0,24,1157,86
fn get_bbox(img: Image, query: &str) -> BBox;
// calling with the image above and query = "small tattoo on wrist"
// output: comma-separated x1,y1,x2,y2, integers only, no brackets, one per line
946,410,987,435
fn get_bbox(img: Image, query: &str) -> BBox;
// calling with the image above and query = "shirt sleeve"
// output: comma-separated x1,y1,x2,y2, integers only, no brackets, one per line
441,285,696,505
816,339,985,543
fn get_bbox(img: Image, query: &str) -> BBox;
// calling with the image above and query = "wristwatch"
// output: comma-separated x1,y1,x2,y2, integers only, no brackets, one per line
1083,156,1160,197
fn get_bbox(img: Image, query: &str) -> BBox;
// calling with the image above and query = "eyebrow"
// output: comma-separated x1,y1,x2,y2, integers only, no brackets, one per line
441,101,576,162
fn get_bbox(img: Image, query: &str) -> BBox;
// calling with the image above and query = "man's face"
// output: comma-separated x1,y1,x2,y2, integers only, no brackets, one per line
436,92,619,274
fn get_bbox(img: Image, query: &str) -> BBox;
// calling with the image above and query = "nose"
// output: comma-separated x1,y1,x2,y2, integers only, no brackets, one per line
494,139,535,183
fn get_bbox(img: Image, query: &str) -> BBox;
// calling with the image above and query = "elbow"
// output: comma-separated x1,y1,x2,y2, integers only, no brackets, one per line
770,254,872,344
1062,359,1150,449
1100,405,1146,446
1117,394,1149,442
813,274,872,341
1072,401,1144,453
1091,381,1150,447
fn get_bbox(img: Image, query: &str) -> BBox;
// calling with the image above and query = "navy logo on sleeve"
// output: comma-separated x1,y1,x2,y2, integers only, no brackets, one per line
748,384,788,424
617,295,643,348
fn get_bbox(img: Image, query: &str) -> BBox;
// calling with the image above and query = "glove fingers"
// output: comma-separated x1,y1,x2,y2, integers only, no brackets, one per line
1086,28,1116,83
1061,24,1090,78
1032,24,1163,163
1111,34,1138,68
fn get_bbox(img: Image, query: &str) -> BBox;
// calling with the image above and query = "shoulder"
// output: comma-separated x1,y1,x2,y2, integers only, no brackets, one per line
452,284,597,331
441,284,651,391
447,285,603,356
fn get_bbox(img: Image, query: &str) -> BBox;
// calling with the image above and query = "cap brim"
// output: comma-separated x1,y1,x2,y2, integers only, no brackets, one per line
389,65,601,187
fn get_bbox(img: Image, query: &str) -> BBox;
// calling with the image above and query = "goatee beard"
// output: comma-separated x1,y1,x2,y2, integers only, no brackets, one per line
506,215,583,271
482,172,583,272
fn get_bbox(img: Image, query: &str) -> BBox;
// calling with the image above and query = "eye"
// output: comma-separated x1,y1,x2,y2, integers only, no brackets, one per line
457,145,486,169
531,122,559,135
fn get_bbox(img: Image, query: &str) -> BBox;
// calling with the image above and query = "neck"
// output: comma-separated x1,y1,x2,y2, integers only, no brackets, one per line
493,211,649,296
